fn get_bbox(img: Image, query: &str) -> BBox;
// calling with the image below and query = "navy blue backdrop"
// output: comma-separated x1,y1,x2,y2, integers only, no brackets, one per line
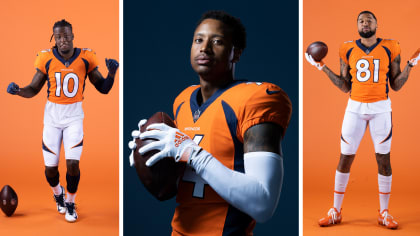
123,1,298,235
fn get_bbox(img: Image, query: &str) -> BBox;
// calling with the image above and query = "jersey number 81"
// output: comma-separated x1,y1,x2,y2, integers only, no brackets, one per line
356,59,380,83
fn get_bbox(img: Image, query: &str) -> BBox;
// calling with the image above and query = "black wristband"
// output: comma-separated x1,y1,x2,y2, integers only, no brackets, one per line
408,61,414,67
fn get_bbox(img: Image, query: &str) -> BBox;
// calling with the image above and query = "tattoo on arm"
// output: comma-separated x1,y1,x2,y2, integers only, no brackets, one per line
244,123,282,154
323,59,351,93
389,55,411,91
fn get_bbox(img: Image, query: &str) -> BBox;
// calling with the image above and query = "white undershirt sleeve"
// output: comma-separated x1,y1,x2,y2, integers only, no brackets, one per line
190,150,283,222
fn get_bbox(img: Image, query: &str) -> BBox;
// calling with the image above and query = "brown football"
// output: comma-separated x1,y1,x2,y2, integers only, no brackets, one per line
0,185,18,217
306,41,328,62
133,112,185,201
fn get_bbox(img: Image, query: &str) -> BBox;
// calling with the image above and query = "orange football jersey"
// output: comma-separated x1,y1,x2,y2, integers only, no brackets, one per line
34,47,99,104
339,38,400,103
171,80,292,236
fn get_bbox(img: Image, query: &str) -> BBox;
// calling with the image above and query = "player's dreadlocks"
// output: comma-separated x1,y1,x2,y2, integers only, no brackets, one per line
50,19,73,42
197,10,247,51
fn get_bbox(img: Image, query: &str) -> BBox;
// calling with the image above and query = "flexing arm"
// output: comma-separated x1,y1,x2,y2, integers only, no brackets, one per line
7,70,47,98
321,59,352,93
389,55,412,91
88,58,119,94
138,122,284,222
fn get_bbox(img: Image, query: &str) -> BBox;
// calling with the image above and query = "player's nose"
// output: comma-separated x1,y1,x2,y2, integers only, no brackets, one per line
200,39,212,53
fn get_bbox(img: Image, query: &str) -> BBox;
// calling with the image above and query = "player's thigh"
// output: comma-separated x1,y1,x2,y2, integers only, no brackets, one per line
369,112,392,154
42,124,63,167
341,111,367,155
63,120,84,160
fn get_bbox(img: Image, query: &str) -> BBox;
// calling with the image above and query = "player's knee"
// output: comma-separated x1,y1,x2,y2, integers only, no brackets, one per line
376,153,392,176
45,167,59,187
66,160,80,176
66,172,80,194
337,154,355,173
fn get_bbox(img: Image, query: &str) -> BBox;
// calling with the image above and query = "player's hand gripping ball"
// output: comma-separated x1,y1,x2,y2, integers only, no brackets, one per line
128,112,185,201
305,41,328,70
0,185,18,217
306,41,328,62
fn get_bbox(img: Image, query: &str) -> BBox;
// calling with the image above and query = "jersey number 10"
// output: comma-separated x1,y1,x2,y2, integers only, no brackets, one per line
356,59,380,83
54,72,79,98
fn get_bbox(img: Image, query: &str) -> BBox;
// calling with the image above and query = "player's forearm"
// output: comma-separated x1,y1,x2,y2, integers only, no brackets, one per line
322,66,351,93
191,150,283,222
94,74,115,94
390,64,412,91
17,86,40,98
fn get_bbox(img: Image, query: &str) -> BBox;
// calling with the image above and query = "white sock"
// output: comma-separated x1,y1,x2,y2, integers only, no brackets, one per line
66,193,76,203
378,174,392,212
333,170,350,212
52,184,62,196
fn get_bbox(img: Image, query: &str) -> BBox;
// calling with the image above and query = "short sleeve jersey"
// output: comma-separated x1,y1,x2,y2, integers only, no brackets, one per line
171,80,292,236
34,47,99,104
339,38,401,103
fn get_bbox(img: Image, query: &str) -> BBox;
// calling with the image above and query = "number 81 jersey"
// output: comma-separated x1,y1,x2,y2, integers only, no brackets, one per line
34,47,99,104
339,38,400,103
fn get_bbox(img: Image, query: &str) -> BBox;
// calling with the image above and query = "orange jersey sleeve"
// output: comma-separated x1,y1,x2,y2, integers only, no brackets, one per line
237,83,292,142
80,48,99,73
34,49,53,74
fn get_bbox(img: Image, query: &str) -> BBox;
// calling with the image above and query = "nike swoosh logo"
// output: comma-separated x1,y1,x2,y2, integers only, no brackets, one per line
266,88,281,95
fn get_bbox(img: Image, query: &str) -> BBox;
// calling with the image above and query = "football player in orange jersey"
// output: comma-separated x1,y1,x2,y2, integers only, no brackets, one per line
6,19,119,222
305,11,420,229
129,11,292,235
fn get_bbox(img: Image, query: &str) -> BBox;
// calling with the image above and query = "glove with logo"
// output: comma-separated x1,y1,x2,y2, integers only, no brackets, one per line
139,123,201,167
305,52,325,70
408,48,420,67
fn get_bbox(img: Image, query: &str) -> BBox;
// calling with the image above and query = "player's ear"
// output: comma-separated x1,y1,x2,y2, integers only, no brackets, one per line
231,47,242,63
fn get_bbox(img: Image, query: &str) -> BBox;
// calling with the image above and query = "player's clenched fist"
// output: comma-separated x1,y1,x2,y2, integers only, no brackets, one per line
305,53,325,70
105,58,119,75
7,82,20,95
408,48,420,67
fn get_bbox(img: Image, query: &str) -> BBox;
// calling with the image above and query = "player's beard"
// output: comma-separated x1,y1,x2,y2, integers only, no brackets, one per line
358,28,376,38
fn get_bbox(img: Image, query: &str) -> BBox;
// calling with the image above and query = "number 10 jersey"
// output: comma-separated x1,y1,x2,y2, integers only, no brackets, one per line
34,47,99,104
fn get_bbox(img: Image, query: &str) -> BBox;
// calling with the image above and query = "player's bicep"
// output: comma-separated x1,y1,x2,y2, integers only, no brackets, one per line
339,58,351,82
29,70,47,91
243,123,283,154
389,54,402,82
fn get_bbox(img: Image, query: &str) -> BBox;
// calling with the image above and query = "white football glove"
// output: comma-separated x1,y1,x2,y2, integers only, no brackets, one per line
409,48,420,66
139,123,199,167
128,119,147,166
305,52,325,70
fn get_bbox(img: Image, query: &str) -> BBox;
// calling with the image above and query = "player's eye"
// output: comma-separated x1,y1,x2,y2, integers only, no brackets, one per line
194,38,203,44
212,39,223,45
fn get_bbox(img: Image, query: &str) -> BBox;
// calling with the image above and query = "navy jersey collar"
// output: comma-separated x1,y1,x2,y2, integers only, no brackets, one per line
356,38,382,54
53,47,81,67
190,80,247,122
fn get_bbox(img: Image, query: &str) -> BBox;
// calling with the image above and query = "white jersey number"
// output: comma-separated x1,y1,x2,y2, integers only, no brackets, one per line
182,134,207,198
356,59,380,83
54,72,79,98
